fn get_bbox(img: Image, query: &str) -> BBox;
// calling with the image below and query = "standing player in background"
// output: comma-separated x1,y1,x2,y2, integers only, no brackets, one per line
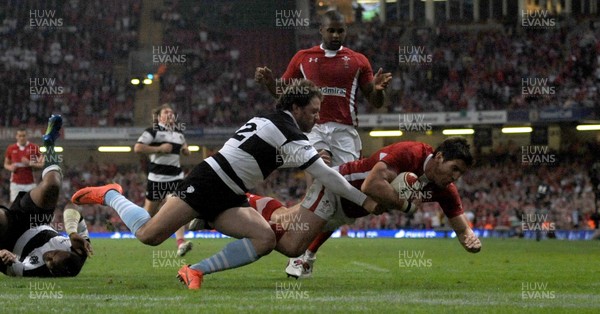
255,9,392,277
134,104,192,257
4,128,44,203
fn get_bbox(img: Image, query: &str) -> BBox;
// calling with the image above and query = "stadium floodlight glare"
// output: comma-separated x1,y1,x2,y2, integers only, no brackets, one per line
98,146,132,153
576,124,600,131
130,78,140,85
442,129,474,135
369,130,403,137
40,146,63,153
142,78,152,85
501,127,532,134
188,145,200,152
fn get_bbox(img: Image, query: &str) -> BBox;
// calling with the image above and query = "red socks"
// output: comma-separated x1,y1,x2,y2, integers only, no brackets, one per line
246,193,284,222
307,231,334,253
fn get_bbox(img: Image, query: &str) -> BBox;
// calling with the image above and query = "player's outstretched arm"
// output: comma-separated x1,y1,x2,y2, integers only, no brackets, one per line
304,157,377,213
255,66,278,97
449,214,481,253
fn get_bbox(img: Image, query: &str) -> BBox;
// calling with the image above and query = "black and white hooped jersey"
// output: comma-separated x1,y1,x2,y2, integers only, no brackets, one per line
137,123,186,182
205,110,320,195
5,225,70,277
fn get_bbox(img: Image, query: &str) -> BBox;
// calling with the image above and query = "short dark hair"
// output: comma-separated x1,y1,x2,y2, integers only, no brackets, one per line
53,251,85,277
320,10,345,26
276,79,323,111
433,137,474,167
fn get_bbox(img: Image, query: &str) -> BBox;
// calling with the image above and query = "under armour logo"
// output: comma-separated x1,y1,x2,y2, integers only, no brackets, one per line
309,58,318,62
186,186,195,193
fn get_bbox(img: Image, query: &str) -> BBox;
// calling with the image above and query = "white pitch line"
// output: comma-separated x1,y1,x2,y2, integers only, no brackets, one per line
350,261,390,272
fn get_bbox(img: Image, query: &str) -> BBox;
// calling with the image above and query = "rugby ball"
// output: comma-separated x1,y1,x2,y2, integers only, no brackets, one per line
391,172,420,200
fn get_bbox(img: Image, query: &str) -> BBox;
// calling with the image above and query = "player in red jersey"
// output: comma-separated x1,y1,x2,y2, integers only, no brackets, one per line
247,137,481,278
255,9,392,276
4,128,44,203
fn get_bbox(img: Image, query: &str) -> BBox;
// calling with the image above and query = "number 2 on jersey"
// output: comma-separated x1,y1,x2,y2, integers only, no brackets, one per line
232,123,257,141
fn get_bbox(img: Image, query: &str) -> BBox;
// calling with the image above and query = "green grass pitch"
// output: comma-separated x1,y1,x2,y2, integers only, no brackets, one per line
1,237,599,313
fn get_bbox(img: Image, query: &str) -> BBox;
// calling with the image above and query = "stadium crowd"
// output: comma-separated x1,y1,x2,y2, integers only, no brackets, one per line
1,143,597,234
155,0,275,127
4,2,599,128
1,0,140,128
1,2,598,234
385,23,600,114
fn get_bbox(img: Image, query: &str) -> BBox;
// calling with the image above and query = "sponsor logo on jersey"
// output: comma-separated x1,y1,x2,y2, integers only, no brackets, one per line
320,87,346,97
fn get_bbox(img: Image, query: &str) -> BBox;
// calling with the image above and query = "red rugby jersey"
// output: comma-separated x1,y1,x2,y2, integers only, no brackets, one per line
337,141,464,219
281,45,373,127
5,142,40,184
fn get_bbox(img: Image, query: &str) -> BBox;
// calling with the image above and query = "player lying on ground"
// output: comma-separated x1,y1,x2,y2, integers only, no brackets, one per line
0,205,92,277
72,80,388,290
246,137,481,278
0,115,92,277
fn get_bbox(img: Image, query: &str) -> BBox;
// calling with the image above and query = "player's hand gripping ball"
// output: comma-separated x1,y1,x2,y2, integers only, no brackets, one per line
391,172,421,197
391,172,422,214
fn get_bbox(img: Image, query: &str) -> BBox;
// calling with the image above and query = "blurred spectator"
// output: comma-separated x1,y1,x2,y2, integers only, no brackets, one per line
0,0,140,127
39,141,599,232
